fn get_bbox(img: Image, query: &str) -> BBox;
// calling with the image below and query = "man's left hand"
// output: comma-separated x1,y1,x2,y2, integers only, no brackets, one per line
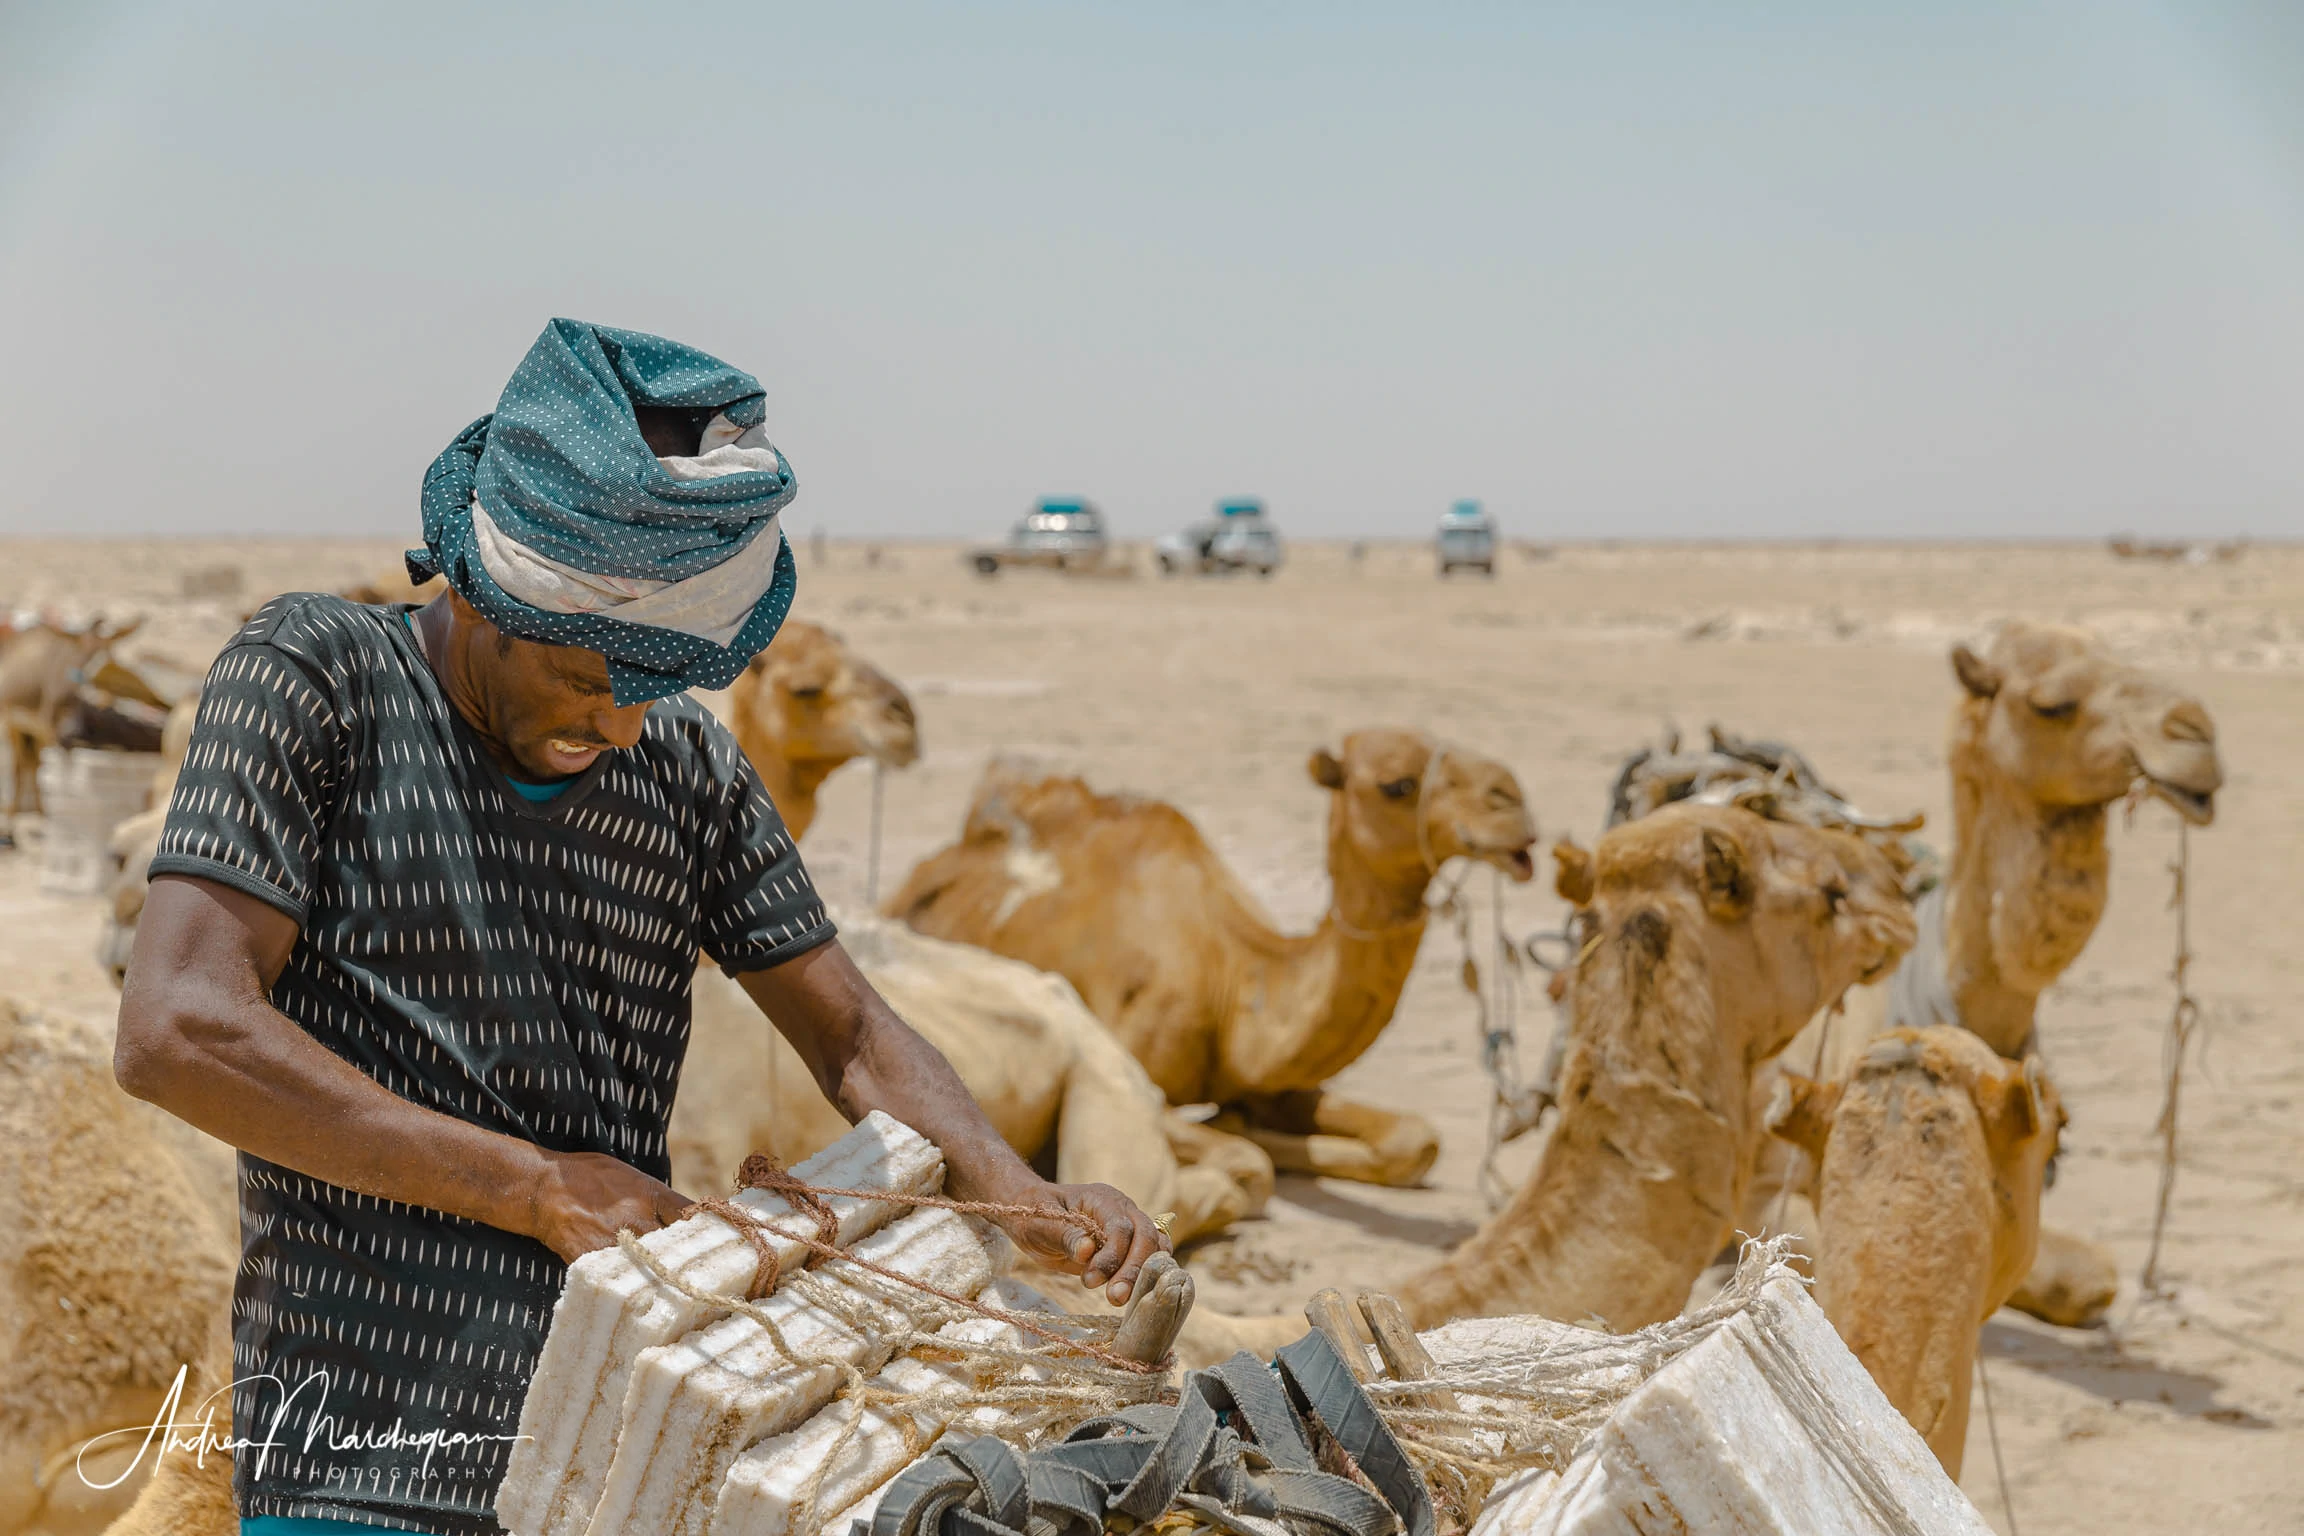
994,1181,1171,1306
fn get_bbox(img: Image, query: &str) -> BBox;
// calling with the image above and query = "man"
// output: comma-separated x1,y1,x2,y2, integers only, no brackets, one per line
114,320,1165,1536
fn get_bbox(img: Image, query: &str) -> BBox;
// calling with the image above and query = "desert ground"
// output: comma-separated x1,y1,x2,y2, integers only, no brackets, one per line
5,534,2301,1533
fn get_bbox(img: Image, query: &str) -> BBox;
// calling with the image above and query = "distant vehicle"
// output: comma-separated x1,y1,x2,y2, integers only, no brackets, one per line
1157,499,1284,578
1436,499,1497,576
970,498,1110,575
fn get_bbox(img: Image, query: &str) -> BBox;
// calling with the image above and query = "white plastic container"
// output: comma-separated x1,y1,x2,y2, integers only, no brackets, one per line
36,747,162,896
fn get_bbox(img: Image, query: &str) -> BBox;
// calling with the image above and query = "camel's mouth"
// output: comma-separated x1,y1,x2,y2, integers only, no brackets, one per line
870,738,923,771
2144,777,2215,827
1465,842,1537,882
1458,840,1537,882
863,716,924,771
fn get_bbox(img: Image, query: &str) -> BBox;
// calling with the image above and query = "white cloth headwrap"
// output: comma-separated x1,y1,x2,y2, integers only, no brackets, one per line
468,413,784,648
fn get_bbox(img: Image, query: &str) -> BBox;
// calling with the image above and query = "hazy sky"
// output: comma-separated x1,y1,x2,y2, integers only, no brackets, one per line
3,2,2300,541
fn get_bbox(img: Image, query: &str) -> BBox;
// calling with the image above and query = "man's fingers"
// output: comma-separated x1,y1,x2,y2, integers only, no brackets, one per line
1082,1212,1134,1291
1105,1213,1166,1306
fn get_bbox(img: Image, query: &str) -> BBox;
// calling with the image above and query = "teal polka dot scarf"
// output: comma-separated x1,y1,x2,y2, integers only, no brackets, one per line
409,318,799,705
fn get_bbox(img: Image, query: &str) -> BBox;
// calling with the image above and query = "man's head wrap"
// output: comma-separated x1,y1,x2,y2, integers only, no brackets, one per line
408,318,799,705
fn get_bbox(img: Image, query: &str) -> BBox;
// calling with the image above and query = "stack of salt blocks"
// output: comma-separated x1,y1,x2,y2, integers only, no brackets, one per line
1441,1280,1994,1536
35,746,158,895
497,1111,1056,1536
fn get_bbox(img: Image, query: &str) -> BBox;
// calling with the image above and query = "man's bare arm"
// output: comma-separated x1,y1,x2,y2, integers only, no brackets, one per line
114,873,687,1263
738,941,1167,1304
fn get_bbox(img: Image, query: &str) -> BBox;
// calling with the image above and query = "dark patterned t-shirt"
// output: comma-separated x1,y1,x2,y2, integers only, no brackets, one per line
150,593,833,1534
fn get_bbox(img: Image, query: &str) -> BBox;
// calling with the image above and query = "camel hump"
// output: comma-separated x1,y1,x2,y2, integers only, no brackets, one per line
960,755,1190,849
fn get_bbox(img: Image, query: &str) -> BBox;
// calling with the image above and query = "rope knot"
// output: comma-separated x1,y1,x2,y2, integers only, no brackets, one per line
738,1152,843,1248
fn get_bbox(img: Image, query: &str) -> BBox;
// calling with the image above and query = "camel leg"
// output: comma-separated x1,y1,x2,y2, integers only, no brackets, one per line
1163,1114,1276,1215
1219,1090,1440,1188
2006,1225,2118,1328
3,719,36,826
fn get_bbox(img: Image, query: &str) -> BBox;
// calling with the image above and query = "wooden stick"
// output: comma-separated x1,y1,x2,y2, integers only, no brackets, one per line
1356,1291,1459,1414
1304,1288,1373,1382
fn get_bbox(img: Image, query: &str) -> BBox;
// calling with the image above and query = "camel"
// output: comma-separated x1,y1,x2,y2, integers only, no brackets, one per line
1387,804,1914,1330
725,618,920,840
671,914,1272,1243
1886,620,2220,1058
1171,803,1914,1365
886,731,1539,1187
0,998,236,1536
1765,1027,2064,1475
0,616,143,827
1757,622,2222,1324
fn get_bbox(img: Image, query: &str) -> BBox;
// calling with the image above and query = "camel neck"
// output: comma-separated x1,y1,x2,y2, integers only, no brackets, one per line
1942,744,2112,1056
1212,833,1435,1098
749,748,839,842
1394,905,1749,1330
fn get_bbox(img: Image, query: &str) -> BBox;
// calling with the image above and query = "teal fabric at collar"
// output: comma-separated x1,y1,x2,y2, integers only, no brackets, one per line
243,1517,432,1534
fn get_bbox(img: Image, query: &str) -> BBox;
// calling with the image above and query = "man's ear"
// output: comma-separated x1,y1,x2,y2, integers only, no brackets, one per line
1308,748,1345,790
1952,643,2002,700
1700,826,1755,921
1764,1074,1842,1161
1552,839,1596,907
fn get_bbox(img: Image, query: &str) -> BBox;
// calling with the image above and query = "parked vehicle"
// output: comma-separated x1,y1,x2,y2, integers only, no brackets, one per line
969,499,1110,575
1436,499,1497,576
1157,499,1284,577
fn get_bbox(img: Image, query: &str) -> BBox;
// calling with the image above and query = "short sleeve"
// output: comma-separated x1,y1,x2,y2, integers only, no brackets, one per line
700,748,837,974
149,639,348,923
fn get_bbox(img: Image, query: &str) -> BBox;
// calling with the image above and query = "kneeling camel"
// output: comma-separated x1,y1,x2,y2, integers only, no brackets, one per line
887,731,1539,1187
1179,803,1914,1363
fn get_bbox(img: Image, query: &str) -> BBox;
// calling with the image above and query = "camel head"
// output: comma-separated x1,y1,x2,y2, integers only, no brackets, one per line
1951,621,2221,826
1771,1026,2063,1312
1579,804,1916,1063
1766,1026,2063,1471
1307,730,1536,888
732,619,922,775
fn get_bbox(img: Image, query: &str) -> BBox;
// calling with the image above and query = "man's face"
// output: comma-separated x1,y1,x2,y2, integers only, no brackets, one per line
455,599,654,780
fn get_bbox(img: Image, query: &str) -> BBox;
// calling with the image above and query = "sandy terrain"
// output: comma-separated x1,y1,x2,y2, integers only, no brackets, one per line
4,534,2300,1533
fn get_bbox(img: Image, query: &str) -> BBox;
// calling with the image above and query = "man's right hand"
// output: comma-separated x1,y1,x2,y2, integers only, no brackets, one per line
526,1150,694,1264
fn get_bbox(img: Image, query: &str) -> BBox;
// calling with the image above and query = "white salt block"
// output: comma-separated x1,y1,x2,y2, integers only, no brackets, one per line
36,746,161,895
590,1206,994,1536
805,1281,1066,1536
1489,1278,1991,1535
499,1112,942,1536
711,1312,1032,1536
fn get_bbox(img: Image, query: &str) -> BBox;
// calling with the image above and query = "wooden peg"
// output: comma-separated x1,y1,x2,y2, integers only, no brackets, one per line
1356,1291,1458,1414
1304,1288,1374,1381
